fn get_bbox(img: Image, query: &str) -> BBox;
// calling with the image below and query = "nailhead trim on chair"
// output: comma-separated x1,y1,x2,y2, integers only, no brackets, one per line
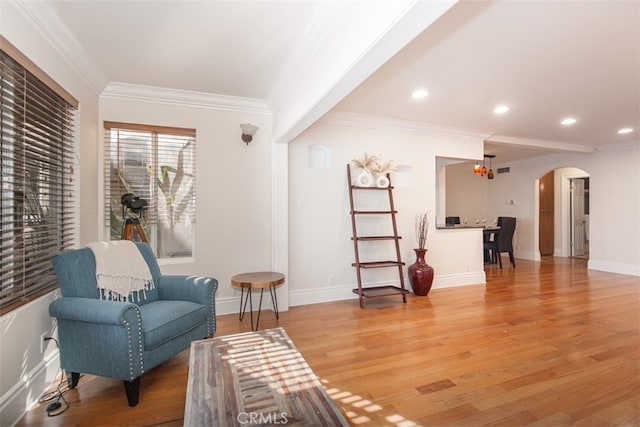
207,278,216,336
123,318,134,381
123,307,145,380
136,309,144,374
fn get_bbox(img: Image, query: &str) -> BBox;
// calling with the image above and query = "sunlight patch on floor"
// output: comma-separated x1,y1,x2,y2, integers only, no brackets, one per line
323,379,421,426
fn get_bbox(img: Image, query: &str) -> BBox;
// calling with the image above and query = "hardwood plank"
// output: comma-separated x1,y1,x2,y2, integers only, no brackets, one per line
16,257,640,426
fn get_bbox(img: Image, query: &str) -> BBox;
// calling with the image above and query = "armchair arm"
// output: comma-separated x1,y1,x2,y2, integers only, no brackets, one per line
49,297,138,325
49,297,144,381
158,275,217,302
158,275,218,336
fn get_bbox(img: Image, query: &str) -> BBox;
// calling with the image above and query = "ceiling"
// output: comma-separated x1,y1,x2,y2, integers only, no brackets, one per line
50,0,639,163
334,0,640,162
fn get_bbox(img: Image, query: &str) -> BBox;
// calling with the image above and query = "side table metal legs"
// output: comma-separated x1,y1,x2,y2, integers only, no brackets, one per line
239,286,280,331
232,271,285,331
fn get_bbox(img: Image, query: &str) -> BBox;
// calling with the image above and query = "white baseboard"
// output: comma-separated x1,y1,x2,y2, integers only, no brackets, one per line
517,251,640,278
216,270,488,315
216,271,487,313
588,259,640,276
0,351,60,427
430,271,486,290
289,284,358,307
515,250,538,261
214,295,277,317
288,270,486,307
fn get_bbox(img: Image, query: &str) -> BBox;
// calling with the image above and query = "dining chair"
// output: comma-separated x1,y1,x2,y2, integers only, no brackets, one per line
445,216,460,225
485,217,516,268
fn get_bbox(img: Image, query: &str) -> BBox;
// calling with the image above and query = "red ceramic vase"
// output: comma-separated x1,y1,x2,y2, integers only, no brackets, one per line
408,248,434,296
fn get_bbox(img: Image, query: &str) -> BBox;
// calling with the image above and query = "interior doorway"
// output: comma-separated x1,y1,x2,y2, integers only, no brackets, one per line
536,167,590,260
539,170,554,256
570,177,590,259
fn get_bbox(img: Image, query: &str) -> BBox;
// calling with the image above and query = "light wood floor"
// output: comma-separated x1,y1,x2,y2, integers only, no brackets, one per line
17,257,640,426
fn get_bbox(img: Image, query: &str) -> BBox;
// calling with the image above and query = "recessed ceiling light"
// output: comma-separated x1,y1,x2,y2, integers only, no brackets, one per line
618,127,633,134
561,117,577,126
412,89,428,99
493,105,509,114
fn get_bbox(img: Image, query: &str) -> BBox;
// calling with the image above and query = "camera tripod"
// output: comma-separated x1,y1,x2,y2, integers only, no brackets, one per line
121,217,149,243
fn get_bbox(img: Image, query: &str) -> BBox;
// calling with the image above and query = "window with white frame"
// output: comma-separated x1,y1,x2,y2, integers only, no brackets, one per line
0,39,77,314
103,122,196,258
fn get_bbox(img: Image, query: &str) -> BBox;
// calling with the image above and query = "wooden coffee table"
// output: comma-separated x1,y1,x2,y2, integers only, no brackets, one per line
184,327,349,426
231,271,284,331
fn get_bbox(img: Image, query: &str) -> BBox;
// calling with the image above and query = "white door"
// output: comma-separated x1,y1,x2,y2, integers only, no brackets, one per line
571,179,585,257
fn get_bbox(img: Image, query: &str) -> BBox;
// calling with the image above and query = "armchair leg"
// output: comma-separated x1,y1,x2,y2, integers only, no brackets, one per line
123,378,140,407
67,371,80,389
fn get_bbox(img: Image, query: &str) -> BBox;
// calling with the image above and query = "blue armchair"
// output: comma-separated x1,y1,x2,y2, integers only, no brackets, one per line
48,242,217,406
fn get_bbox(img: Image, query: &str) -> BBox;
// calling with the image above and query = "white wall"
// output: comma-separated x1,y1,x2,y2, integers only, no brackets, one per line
99,94,276,314
0,2,101,425
287,117,487,307
486,142,640,275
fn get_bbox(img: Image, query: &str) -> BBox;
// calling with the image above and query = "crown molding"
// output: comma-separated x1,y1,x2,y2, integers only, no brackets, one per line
321,111,492,140
101,82,271,114
486,134,596,154
595,139,640,153
11,0,109,96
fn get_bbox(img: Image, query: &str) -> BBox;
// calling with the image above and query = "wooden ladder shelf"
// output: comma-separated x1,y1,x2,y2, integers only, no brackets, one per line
347,164,409,308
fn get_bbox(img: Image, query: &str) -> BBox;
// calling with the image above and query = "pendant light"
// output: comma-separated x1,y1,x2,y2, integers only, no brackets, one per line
487,155,495,179
473,161,481,174
474,154,496,179
487,156,495,179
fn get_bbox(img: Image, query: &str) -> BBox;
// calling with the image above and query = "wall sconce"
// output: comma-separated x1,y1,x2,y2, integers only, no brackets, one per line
240,123,259,145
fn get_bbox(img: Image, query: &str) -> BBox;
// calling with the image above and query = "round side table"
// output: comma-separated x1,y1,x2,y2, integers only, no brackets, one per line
231,271,285,331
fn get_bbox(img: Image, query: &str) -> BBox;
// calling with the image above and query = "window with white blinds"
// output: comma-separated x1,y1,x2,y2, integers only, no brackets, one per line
0,43,77,314
103,122,196,258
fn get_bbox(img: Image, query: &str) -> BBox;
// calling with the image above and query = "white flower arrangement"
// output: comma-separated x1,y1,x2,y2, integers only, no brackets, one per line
351,154,395,187
351,153,380,172
373,159,395,176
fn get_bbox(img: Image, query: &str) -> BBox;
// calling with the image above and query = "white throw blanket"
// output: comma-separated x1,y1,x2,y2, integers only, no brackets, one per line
88,241,154,302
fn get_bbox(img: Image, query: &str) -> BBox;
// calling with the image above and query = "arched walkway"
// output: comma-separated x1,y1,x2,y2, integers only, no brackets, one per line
535,167,590,260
